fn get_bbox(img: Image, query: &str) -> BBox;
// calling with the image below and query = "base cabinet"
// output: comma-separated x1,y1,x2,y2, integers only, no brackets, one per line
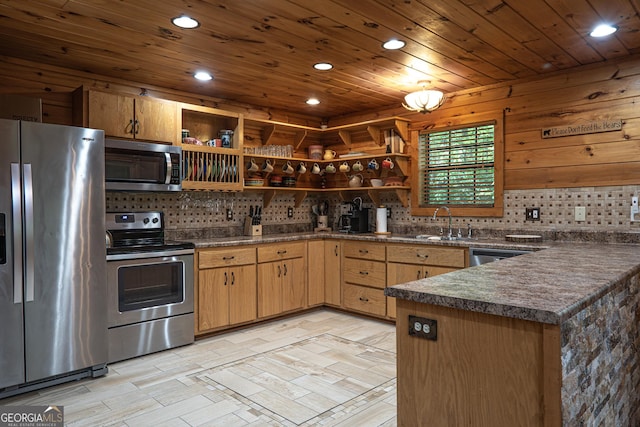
324,240,342,306
342,241,386,317
386,244,467,319
257,242,307,318
196,247,257,334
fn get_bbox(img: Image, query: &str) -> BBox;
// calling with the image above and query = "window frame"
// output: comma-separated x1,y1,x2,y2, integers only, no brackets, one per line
410,117,504,217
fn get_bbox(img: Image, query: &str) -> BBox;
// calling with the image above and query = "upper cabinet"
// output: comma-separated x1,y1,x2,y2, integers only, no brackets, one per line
87,90,178,144
178,104,243,191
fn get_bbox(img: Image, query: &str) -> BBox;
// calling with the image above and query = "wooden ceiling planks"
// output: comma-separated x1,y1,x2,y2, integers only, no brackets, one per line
0,0,638,118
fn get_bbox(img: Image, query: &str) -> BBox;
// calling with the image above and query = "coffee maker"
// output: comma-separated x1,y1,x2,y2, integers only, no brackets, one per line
339,198,369,233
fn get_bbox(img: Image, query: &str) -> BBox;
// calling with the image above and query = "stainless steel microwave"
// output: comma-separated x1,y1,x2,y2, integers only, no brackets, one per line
105,139,182,192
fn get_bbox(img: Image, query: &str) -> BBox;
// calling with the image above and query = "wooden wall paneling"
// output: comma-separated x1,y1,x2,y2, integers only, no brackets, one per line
505,118,640,153
505,140,640,170
504,162,640,190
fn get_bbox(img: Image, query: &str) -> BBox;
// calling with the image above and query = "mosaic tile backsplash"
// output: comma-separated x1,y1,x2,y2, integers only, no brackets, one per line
105,185,640,242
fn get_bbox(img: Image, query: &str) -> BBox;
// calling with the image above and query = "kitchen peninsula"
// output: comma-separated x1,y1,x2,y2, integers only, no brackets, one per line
385,243,640,426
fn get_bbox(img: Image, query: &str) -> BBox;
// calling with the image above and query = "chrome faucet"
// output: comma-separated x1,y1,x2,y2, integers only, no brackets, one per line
432,205,452,239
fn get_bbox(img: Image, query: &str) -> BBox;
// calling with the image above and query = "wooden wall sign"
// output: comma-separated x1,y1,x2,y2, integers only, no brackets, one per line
541,120,622,139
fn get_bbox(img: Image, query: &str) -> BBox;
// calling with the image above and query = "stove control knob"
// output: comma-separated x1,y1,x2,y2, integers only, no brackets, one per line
143,217,150,224
152,217,159,223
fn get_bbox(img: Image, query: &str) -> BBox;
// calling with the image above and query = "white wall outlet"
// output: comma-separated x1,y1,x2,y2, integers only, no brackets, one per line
575,206,586,222
631,197,639,221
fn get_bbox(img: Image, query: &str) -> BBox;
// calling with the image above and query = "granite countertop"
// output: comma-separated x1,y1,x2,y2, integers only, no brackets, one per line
188,232,551,252
385,243,640,325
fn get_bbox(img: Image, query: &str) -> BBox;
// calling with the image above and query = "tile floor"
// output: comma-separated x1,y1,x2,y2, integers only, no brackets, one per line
1,310,398,426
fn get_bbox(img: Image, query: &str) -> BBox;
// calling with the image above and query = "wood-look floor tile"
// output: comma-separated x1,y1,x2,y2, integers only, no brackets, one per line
1,310,399,427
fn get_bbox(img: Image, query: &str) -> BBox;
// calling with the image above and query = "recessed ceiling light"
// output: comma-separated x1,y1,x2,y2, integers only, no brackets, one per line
194,71,213,81
306,98,320,105
382,39,405,50
590,24,617,38
313,62,333,71
172,15,200,29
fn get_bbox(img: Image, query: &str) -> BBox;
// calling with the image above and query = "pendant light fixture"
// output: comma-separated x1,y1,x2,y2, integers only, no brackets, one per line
402,81,446,114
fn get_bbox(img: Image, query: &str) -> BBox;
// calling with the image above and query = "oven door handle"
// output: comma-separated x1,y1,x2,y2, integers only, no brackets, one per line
106,248,194,261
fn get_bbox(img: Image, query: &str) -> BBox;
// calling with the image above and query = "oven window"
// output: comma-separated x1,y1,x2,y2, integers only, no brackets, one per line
117,261,183,312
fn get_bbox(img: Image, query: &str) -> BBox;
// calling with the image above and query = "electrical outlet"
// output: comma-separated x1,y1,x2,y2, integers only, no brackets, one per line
408,315,437,341
226,208,233,221
525,207,540,221
287,207,293,218
575,206,586,221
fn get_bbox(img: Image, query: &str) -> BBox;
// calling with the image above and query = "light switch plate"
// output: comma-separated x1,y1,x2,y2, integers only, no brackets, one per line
575,206,586,222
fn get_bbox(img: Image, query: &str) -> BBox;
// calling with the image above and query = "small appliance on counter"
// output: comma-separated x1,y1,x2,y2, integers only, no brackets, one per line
339,197,369,233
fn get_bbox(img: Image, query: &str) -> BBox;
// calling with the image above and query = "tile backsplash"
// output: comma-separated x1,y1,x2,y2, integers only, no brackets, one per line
106,185,640,242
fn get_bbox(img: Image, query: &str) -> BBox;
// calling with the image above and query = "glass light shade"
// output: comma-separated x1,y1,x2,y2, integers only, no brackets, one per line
172,16,200,29
194,71,213,81
403,89,446,113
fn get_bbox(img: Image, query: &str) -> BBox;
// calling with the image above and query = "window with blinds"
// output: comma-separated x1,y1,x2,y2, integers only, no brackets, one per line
418,123,495,207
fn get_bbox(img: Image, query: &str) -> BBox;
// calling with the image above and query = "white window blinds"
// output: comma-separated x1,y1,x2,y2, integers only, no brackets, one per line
418,123,495,207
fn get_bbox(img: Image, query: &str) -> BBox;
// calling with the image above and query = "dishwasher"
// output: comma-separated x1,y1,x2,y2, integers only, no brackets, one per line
469,247,532,266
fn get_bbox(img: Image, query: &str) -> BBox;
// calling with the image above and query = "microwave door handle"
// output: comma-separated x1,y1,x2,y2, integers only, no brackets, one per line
10,164,23,304
164,152,172,184
23,164,35,302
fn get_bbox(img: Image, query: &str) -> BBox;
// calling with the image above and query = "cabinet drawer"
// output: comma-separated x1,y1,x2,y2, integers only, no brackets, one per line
257,241,306,263
343,241,386,261
343,258,386,288
386,244,466,268
199,247,256,269
343,284,386,317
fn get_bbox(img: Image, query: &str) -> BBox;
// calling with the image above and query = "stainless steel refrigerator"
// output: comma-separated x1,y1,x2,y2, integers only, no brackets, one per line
0,119,108,396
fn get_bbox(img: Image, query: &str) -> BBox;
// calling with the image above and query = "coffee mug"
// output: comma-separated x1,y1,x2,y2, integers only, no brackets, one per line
325,162,336,173
282,160,294,174
382,157,394,169
352,160,364,172
262,159,274,173
339,161,350,173
311,162,321,174
368,159,379,170
297,161,307,174
247,158,259,172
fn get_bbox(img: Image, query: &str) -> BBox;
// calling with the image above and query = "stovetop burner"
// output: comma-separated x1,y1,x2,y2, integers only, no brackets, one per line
106,211,194,256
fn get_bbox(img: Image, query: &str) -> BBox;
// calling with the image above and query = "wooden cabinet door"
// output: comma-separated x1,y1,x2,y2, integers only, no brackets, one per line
324,240,341,306
307,240,325,306
198,268,229,331
134,97,178,144
282,257,305,313
88,91,134,138
257,261,282,318
386,262,423,320
228,264,257,325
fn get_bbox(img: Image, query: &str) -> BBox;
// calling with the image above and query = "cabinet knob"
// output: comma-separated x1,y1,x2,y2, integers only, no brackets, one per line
334,245,339,257
359,297,369,302
224,271,228,286
277,250,288,255
359,249,368,254
283,263,288,276
231,272,235,285
359,271,369,276
277,265,282,277
223,256,236,261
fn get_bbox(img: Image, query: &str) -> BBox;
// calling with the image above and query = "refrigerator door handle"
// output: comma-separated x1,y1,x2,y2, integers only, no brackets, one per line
10,163,23,304
23,164,35,302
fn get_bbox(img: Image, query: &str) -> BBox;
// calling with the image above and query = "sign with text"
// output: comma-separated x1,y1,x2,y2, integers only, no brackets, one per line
541,119,622,139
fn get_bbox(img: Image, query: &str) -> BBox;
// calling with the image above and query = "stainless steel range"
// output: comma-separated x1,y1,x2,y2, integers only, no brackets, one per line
106,211,194,363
